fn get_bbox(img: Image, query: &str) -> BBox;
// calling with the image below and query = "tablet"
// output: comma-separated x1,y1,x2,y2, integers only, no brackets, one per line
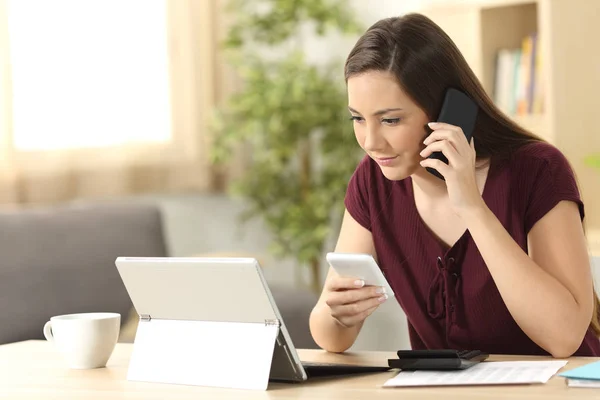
115,256,391,385
326,252,394,296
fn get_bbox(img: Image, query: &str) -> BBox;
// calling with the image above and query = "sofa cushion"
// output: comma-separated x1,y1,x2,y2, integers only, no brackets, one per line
0,202,168,345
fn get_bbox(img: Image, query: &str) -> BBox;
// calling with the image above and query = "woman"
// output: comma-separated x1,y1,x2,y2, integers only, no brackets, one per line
309,13,600,357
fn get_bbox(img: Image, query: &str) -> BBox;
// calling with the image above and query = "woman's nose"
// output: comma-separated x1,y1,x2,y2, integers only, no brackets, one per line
363,125,385,152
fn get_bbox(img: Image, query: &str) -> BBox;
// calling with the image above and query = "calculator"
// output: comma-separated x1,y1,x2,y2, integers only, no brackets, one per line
388,349,489,371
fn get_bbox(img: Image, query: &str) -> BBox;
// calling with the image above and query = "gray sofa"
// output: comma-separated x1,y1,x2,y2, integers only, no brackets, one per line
0,202,318,349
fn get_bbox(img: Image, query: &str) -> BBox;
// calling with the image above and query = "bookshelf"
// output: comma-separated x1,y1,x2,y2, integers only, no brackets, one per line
421,0,600,251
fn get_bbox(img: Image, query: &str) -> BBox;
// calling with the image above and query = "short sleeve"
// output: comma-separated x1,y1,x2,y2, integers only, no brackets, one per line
344,156,372,231
524,144,585,234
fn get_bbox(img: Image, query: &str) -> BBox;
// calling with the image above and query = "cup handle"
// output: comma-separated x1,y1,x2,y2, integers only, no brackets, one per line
43,321,54,343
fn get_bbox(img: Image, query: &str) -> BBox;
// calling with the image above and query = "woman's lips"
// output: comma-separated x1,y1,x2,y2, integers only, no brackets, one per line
374,156,398,166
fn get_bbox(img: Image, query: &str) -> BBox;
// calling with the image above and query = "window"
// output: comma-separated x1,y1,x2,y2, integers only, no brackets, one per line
6,0,171,151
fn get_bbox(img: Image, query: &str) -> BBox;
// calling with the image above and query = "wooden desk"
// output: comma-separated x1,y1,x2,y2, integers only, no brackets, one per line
0,340,598,399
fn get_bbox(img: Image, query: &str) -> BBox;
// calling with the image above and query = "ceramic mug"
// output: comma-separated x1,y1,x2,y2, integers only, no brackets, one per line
43,312,120,369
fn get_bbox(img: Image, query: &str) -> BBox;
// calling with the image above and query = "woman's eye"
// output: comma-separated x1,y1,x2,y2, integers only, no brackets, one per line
382,118,401,126
349,116,364,123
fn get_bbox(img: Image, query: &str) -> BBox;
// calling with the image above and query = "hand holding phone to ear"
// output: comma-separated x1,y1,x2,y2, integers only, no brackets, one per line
420,122,485,217
419,88,486,218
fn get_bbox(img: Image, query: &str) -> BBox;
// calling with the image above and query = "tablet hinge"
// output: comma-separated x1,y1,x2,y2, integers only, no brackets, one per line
140,314,152,322
264,319,280,327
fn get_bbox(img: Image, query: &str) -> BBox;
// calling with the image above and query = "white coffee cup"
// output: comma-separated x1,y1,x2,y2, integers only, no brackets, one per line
43,312,121,369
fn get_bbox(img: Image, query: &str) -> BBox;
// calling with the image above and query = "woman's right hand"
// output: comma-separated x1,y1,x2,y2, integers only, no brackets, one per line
324,276,388,328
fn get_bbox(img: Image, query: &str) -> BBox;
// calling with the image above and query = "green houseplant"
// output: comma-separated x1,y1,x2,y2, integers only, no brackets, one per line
210,0,364,293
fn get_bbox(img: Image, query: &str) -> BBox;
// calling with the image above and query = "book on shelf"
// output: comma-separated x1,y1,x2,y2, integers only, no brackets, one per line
494,33,543,117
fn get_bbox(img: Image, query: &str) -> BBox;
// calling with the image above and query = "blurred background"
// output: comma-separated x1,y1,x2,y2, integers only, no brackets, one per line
1,0,599,351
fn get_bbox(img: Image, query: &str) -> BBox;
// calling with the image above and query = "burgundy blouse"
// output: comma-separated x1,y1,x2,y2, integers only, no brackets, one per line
345,141,600,356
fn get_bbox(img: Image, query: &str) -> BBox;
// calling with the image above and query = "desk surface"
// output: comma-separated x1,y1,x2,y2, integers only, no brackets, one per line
0,340,598,399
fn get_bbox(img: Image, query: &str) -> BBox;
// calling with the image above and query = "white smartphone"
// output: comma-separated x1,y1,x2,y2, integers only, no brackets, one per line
326,252,394,296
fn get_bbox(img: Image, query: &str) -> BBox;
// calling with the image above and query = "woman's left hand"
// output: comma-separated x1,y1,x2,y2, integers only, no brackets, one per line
419,122,486,218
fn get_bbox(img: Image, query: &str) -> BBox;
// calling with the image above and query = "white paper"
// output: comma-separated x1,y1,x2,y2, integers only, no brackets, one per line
127,319,279,390
567,378,600,388
383,361,568,387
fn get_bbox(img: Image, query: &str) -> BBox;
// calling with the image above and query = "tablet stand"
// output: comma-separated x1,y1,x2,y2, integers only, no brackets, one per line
126,314,280,390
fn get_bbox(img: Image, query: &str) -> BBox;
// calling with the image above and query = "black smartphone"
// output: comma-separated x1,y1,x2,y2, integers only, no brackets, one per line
425,88,479,180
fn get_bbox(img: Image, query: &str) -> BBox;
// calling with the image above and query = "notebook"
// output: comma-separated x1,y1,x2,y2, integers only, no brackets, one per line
559,360,600,385
565,379,600,388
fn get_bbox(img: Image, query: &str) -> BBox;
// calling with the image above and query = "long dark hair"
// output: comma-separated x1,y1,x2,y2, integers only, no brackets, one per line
344,13,600,337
